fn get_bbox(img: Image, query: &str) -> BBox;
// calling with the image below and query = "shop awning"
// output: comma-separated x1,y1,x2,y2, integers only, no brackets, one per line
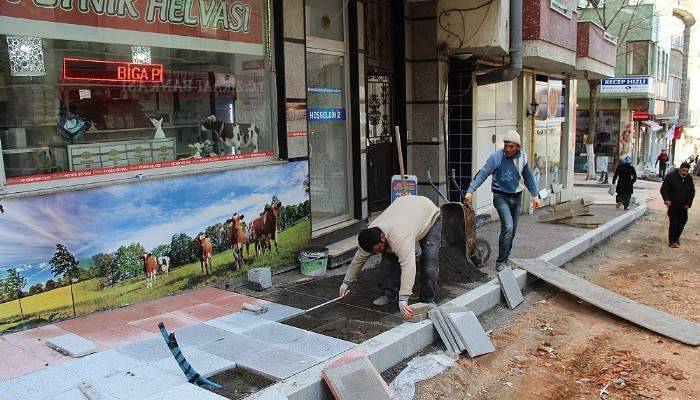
642,120,663,132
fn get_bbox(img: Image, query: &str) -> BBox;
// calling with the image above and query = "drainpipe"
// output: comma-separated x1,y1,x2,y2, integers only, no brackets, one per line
475,0,523,85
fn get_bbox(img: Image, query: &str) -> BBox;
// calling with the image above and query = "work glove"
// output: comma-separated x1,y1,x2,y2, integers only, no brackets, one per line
339,282,350,298
399,300,413,320
532,198,541,209
464,192,473,205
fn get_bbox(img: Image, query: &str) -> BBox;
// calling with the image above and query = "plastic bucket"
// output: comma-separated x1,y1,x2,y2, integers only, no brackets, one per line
299,246,329,276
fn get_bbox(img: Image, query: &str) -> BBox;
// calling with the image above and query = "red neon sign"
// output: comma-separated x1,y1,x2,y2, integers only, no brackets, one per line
63,58,164,83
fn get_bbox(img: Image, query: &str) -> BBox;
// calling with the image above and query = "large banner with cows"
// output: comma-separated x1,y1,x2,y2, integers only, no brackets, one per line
0,161,310,331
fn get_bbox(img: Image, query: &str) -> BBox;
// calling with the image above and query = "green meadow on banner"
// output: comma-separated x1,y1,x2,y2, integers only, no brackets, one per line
0,161,310,331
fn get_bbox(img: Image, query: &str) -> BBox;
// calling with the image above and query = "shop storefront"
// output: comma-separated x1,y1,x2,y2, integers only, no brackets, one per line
0,0,312,330
533,77,565,192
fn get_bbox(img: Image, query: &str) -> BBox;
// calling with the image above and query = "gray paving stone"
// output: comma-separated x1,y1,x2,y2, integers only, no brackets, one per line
256,303,304,322
446,311,495,358
288,332,354,360
173,324,236,348
62,350,144,383
143,383,229,400
428,308,460,355
322,356,392,400
438,308,466,353
205,312,273,334
0,365,83,400
199,333,268,362
91,365,184,400
46,333,98,358
241,322,309,345
48,387,119,400
497,267,525,309
248,267,272,290
114,336,172,362
237,347,319,380
150,347,236,379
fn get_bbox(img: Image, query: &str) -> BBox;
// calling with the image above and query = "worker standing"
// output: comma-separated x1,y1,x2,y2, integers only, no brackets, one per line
660,162,695,248
338,195,441,319
464,130,540,271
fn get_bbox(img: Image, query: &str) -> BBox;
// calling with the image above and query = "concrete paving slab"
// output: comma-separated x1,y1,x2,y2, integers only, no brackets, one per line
199,333,268,363
256,303,304,322
48,387,119,400
322,356,392,400
205,311,273,334
172,324,235,348
427,309,457,355
46,333,98,358
446,311,495,358
429,308,460,354
237,347,319,381
289,333,355,360
497,268,525,309
128,312,198,334
151,347,235,379
171,303,232,322
61,350,144,384
438,307,466,353
91,365,183,400
143,383,229,400
0,365,83,400
242,322,310,345
0,337,51,381
114,336,172,363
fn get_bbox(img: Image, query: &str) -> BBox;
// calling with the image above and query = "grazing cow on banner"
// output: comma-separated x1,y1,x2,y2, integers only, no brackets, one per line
226,213,246,270
157,256,170,276
244,224,257,258
142,253,158,288
252,200,282,254
195,232,213,275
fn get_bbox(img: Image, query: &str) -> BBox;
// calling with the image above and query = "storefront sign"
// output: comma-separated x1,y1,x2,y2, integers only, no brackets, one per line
307,108,346,121
632,111,650,121
600,77,653,95
286,102,308,159
64,58,164,83
390,175,418,203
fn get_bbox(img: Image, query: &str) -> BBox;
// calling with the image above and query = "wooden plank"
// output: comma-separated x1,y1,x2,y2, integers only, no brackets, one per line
511,258,700,346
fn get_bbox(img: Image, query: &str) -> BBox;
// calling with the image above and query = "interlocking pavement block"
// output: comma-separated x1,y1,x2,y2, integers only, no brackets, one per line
241,322,310,345
200,333,268,362
322,355,392,400
289,332,354,360
91,365,183,400
151,347,235,378
238,347,319,380
0,365,83,400
256,303,304,322
62,350,144,384
446,311,495,358
205,311,273,334
114,336,172,363
46,333,98,358
143,383,229,399
407,302,433,323
172,324,236,348
497,268,525,309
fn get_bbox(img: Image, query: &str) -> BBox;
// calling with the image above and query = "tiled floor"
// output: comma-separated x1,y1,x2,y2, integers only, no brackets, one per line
0,287,260,382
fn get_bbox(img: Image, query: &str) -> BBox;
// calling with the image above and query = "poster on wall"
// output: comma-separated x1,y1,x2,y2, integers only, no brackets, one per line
286,103,308,159
534,80,564,191
0,161,310,331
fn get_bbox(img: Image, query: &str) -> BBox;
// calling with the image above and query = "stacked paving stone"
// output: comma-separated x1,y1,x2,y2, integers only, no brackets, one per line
429,305,495,358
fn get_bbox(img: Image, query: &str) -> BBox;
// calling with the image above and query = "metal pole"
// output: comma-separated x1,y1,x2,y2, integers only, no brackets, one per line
394,126,408,194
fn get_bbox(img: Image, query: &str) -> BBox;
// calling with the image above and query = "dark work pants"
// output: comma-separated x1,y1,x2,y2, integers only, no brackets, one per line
493,192,523,264
659,164,667,178
381,216,441,303
668,205,688,245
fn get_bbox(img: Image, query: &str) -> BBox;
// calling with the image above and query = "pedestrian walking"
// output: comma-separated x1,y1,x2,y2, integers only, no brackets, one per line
656,149,669,178
338,195,441,319
464,130,540,271
660,162,695,248
612,154,636,210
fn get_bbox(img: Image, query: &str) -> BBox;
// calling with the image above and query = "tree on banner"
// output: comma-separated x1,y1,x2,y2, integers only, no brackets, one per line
2,269,28,319
49,244,81,316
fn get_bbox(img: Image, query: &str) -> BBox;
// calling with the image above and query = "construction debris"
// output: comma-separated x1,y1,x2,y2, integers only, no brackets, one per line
429,306,495,358
537,198,604,228
242,303,269,315
322,348,393,400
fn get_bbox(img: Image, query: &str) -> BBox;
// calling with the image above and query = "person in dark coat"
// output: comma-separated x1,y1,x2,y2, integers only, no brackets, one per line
612,154,637,210
660,162,695,248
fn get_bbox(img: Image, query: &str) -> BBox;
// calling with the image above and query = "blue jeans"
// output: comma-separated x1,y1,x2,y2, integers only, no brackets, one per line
381,216,441,303
493,192,522,264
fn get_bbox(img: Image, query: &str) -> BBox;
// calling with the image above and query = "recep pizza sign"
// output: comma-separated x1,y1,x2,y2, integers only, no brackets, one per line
600,77,653,95
0,0,262,49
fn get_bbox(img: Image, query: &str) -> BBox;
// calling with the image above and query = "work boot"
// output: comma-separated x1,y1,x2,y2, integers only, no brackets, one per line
496,262,508,272
372,295,397,306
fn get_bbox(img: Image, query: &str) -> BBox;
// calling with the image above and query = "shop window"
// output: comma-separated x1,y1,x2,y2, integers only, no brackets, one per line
0,0,274,186
305,0,345,41
551,0,574,18
626,41,650,76
533,78,565,191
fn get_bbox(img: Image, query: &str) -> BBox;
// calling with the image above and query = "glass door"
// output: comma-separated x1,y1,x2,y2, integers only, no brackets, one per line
306,51,351,229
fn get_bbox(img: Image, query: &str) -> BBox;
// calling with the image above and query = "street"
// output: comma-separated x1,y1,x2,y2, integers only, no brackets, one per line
413,181,699,400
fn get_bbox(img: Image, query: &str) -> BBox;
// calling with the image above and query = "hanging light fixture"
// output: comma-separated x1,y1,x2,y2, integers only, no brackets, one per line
131,46,152,64
7,36,46,77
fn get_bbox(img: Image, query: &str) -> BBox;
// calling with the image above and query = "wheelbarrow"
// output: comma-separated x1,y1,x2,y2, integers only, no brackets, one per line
427,170,491,268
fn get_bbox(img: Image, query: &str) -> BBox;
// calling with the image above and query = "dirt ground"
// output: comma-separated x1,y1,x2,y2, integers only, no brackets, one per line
414,183,699,400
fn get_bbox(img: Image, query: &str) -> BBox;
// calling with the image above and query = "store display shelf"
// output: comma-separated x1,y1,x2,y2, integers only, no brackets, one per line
2,147,50,154
85,124,200,134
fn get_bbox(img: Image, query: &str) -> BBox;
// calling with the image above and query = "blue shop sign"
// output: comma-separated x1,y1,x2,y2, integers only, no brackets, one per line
307,108,346,121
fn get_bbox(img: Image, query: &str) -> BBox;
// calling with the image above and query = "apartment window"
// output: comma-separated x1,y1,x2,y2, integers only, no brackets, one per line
669,76,681,102
626,41,650,75
551,0,574,18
